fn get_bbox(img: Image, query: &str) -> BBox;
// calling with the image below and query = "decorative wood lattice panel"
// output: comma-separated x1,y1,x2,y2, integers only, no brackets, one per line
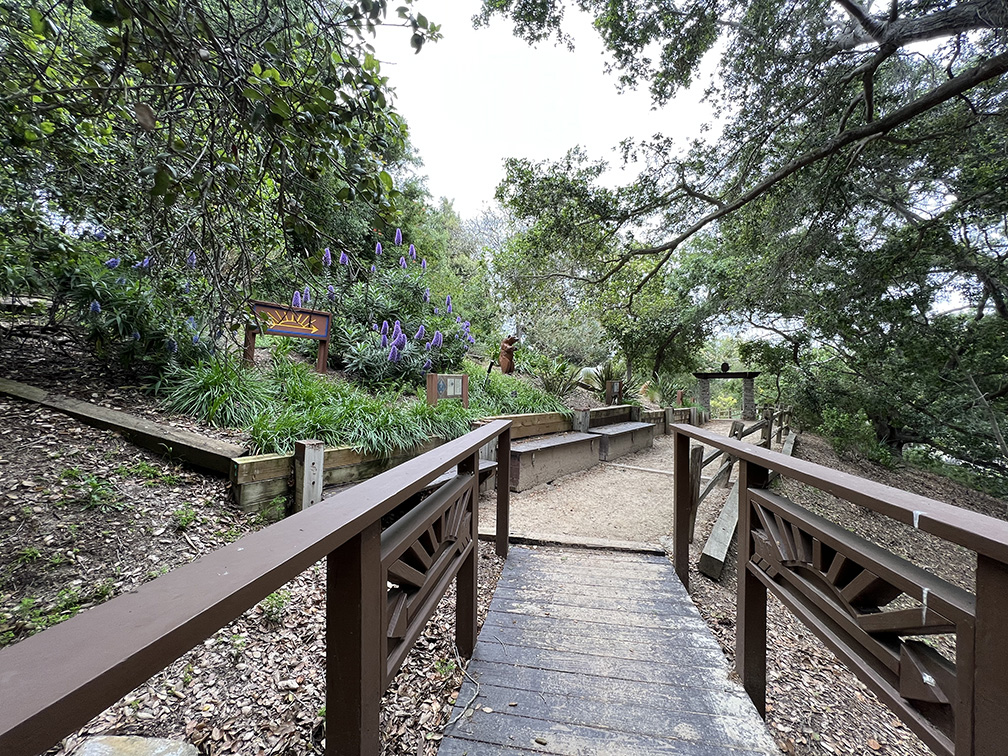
380,474,475,686
746,488,976,756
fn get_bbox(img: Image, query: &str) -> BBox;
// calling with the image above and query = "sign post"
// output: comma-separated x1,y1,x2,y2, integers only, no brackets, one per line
426,373,469,408
244,300,332,374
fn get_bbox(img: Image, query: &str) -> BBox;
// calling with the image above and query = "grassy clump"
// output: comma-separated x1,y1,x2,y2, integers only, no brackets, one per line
462,360,570,416
164,354,570,456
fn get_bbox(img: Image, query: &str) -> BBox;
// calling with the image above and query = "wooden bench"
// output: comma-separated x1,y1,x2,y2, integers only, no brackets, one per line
508,432,601,492
587,421,655,461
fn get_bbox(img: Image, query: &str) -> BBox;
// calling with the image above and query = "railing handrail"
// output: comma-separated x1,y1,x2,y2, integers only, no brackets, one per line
0,419,512,756
672,423,1008,562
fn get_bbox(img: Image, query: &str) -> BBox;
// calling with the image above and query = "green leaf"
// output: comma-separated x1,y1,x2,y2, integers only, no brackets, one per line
379,171,393,192
29,8,45,35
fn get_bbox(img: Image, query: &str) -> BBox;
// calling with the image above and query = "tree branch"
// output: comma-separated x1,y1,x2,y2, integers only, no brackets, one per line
622,50,1008,296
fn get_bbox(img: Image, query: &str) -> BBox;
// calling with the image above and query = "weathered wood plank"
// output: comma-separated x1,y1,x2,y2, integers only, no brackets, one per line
0,377,242,475
697,481,740,581
478,412,573,440
464,661,755,712
443,707,773,756
489,584,700,617
456,683,777,752
698,432,799,580
439,545,776,756
472,622,726,667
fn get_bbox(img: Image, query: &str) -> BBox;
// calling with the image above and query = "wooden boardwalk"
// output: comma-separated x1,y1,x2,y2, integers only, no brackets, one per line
439,546,777,755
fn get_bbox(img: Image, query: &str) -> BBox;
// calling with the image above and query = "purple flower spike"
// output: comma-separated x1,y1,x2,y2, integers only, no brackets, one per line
192,334,200,345
303,285,310,304
388,345,400,362
183,281,191,294
105,258,120,269
323,247,332,266
381,320,389,336
421,258,427,271
327,284,336,302
166,339,177,354
423,288,430,302
372,323,379,331
433,330,443,347
292,290,302,308
468,335,476,344
398,256,406,269
423,358,432,371
141,256,150,268
370,264,376,273
339,251,349,265
375,242,382,256
381,333,388,348
456,316,461,323
434,307,439,315
89,300,101,313
186,251,197,269
409,244,416,260
446,295,452,314
94,230,106,241
395,333,407,350
132,331,140,341
415,324,425,340
392,320,402,339
394,228,402,246
425,342,431,351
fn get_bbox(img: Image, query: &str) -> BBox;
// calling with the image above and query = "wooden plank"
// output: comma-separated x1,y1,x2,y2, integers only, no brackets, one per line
450,683,778,753
464,662,754,713
476,618,726,667
440,545,776,756
490,584,706,619
232,438,447,485
510,431,597,452
479,412,573,440
698,480,740,581
480,609,722,653
698,432,799,580
0,377,242,475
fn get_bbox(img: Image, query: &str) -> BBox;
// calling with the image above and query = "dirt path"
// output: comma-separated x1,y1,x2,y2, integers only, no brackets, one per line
479,419,739,546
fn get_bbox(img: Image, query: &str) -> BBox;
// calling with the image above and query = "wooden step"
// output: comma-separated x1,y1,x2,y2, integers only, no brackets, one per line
587,420,655,461
508,432,601,492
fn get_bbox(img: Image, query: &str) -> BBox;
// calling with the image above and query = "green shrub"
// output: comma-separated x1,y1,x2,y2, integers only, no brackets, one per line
162,355,273,428
820,407,893,466
529,356,582,398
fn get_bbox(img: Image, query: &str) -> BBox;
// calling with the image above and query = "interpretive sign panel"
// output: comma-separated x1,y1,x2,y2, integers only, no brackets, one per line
244,300,331,373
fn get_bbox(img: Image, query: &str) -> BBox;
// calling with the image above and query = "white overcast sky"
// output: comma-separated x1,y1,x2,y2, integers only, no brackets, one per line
372,1,711,219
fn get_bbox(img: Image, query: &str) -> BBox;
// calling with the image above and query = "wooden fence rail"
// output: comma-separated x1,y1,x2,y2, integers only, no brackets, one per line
672,423,1008,756
0,420,513,756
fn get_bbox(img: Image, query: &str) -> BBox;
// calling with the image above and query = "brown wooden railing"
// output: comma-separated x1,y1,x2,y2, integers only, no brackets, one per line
672,423,1008,756
0,420,512,756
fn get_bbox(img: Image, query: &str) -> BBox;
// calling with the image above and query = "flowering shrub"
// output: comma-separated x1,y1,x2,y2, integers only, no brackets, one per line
291,227,475,390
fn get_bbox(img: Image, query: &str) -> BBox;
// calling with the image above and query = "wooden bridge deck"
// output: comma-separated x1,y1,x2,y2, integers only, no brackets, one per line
439,546,777,755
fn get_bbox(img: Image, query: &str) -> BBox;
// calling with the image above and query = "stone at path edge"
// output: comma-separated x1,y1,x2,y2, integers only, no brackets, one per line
76,736,198,756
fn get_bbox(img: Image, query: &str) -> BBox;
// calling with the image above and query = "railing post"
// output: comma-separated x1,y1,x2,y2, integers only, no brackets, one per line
455,450,480,658
737,458,770,718
496,425,511,558
673,429,692,590
688,446,703,544
327,521,382,756
973,554,1008,754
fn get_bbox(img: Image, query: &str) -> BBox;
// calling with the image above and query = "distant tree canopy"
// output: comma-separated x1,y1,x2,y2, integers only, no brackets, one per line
480,0,1008,476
